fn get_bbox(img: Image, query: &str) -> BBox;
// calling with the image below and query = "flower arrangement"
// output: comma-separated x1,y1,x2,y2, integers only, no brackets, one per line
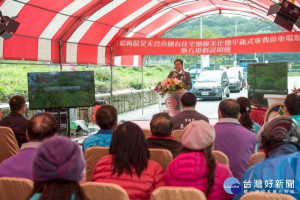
154,78,188,96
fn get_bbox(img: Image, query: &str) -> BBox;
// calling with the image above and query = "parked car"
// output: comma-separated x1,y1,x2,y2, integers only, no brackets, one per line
227,67,243,92
192,70,230,100
189,68,206,92
189,64,200,71
234,66,247,87
189,64,201,79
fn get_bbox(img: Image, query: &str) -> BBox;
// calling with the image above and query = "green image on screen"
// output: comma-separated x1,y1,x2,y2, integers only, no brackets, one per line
28,71,95,109
247,62,288,106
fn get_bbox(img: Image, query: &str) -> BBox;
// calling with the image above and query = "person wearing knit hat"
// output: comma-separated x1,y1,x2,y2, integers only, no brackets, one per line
29,136,88,200
181,120,215,150
260,116,300,156
284,93,300,124
234,116,300,200
166,120,234,200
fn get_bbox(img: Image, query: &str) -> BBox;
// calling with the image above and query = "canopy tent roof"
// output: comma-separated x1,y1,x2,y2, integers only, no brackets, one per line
1,0,300,66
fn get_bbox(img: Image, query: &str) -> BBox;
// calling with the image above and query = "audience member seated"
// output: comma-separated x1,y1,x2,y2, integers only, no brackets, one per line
214,99,257,180
83,105,117,151
166,120,233,200
237,97,262,152
29,136,87,200
92,121,165,199
147,113,182,157
237,97,261,134
0,113,57,180
0,95,28,147
284,93,300,124
173,92,209,130
234,117,300,200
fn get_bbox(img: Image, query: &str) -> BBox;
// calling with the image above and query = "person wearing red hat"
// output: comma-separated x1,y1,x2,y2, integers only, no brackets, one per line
234,116,300,200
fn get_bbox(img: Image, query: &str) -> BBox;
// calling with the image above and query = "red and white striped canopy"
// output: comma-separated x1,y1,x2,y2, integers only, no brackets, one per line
1,0,299,66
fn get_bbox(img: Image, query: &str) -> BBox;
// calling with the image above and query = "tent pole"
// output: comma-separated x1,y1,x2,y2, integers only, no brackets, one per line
110,46,113,105
142,64,144,115
59,40,63,72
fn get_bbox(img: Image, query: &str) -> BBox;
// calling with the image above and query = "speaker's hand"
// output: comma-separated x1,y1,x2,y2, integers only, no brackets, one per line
292,88,300,94
172,72,178,79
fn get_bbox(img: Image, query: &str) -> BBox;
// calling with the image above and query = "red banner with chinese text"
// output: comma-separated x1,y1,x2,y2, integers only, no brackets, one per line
113,32,300,56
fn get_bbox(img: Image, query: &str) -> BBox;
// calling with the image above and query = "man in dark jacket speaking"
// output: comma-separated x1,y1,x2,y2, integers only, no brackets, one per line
167,59,192,90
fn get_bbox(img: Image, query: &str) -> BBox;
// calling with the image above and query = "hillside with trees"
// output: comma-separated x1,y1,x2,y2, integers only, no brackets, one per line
145,15,300,67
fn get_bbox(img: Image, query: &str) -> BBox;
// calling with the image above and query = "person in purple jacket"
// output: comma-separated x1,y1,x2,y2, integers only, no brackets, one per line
166,120,233,200
214,99,257,180
0,112,57,180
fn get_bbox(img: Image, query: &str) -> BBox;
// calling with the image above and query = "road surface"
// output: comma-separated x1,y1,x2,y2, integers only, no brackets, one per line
118,88,247,121
118,76,298,121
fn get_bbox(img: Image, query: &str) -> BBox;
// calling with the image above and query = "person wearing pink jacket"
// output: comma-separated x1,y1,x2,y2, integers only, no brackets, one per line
166,120,233,200
92,121,165,200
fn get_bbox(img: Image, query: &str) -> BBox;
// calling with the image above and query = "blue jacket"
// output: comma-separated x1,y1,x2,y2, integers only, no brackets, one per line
82,129,113,151
252,121,261,135
290,115,300,124
233,144,300,200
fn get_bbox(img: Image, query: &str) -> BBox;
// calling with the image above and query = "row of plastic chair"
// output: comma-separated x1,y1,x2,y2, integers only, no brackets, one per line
144,128,267,168
0,126,19,163
0,124,263,169
0,125,229,181
84,146,230,181
248,152,266,168
82,183,205,200
84,147,174,181
0,177,296,200
143,128,230,168
0,177,206,200
0,124,263,173
0,125,264,185
240,192,296,200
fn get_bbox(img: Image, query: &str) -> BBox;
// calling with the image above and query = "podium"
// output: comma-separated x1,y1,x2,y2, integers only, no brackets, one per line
263,94,286,123
158,90,187,116
263,94,286,107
